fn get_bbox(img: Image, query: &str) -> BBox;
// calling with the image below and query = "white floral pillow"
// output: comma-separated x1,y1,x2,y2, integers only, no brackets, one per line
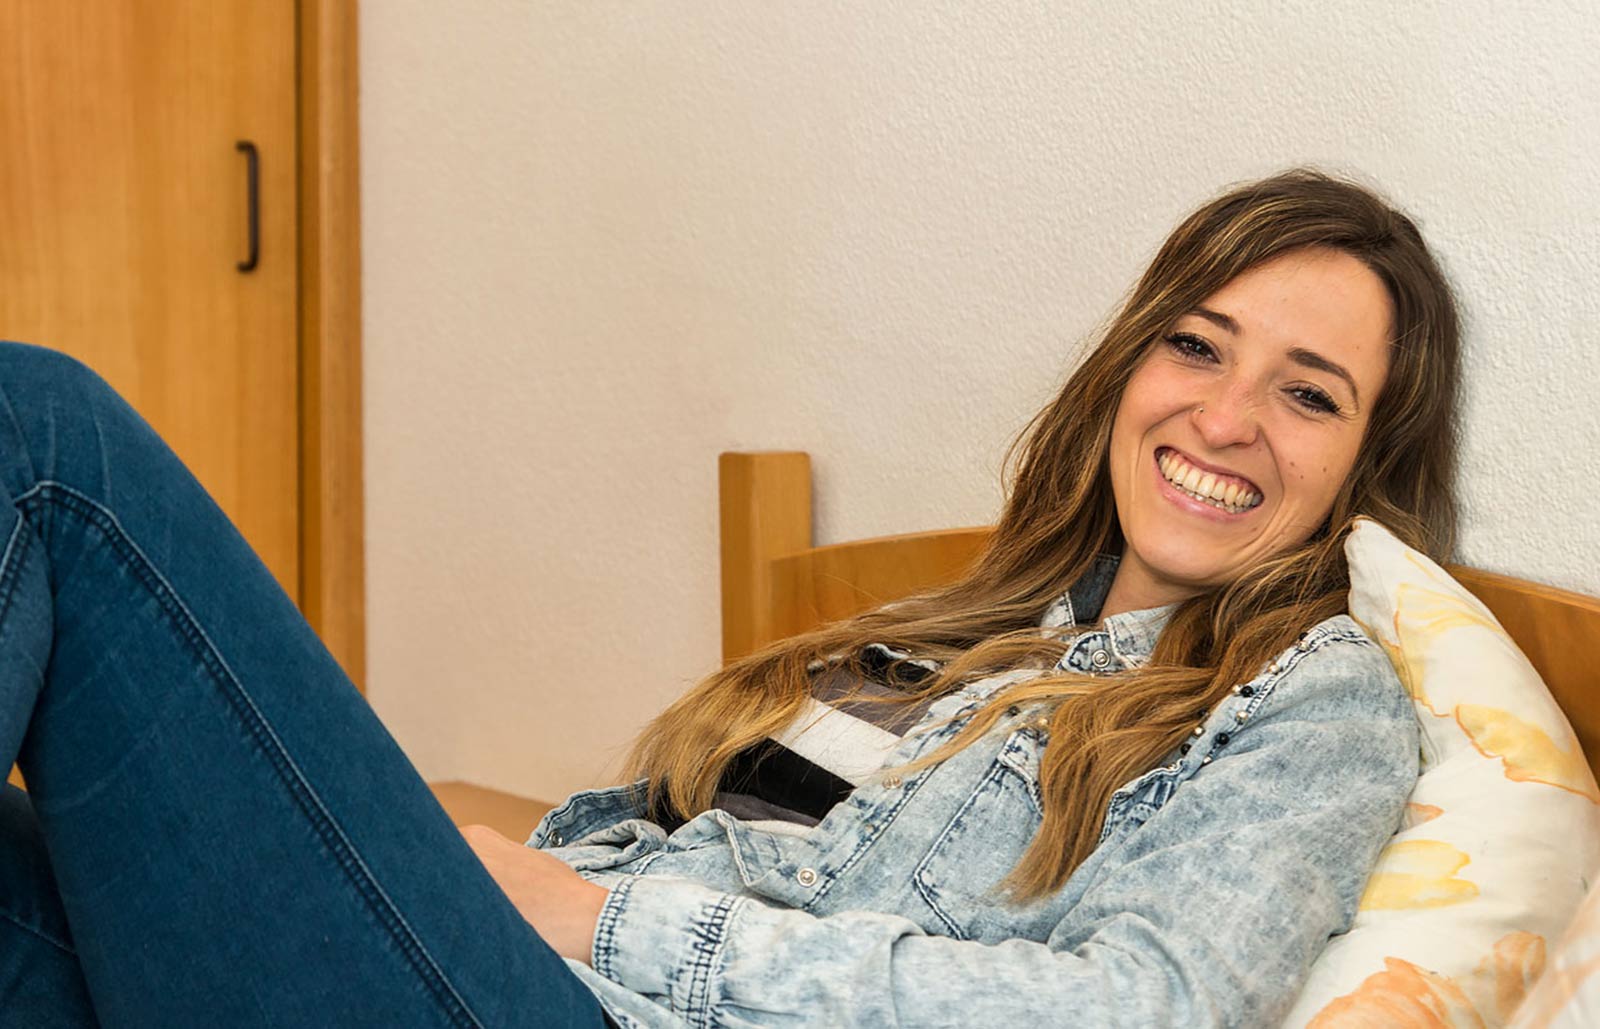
1282,518,1600,1028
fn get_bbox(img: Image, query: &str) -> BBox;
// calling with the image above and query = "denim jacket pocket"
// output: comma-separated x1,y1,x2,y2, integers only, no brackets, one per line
912,728,1047,943
1099,761,1184,848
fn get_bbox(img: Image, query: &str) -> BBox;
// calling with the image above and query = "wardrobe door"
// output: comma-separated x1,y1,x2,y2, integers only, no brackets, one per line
0,1,300,595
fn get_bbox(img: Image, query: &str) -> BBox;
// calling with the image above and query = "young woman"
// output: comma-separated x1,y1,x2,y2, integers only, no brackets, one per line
0,168,1457,1027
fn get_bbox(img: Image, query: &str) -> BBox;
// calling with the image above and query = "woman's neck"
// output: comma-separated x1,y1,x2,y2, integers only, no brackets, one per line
1098,557,1200,619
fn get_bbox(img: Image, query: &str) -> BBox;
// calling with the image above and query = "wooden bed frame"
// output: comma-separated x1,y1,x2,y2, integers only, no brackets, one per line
435,448,1600,834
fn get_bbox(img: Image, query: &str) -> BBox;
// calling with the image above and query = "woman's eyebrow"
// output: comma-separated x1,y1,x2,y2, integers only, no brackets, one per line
1288,347,1361,406
1191,306,1238,333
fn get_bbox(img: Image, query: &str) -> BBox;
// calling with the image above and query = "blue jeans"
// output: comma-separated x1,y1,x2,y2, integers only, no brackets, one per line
0,342,607,1027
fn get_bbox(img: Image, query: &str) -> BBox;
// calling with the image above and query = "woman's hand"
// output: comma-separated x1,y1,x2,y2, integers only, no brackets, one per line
460,824,609,965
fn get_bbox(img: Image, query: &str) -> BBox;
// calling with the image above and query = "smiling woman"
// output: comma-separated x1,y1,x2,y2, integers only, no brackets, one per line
587,168,1462,1025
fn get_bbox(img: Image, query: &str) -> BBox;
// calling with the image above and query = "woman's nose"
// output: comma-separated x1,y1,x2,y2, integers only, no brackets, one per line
1190,383,1261,448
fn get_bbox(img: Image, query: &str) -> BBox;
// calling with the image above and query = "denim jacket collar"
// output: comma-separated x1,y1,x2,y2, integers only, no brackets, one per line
1038,553,1176,670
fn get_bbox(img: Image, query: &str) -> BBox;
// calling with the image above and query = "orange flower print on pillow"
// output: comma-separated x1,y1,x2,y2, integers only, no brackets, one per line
1309,932,1546,1028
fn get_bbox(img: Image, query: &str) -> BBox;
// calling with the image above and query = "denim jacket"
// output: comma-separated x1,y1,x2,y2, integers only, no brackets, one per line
531,564,1418,1028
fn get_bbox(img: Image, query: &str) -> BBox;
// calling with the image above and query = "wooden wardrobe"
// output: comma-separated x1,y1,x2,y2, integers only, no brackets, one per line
0,1,362,685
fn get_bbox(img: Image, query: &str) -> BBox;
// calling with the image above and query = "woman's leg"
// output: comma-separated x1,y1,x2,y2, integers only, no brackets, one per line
0,786,98,1028
0,342,606,1027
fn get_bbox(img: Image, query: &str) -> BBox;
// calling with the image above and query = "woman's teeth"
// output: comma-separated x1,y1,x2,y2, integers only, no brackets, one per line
1158,451,1262,514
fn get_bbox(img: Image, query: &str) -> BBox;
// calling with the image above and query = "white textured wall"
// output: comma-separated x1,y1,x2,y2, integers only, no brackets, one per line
361,2,1600,803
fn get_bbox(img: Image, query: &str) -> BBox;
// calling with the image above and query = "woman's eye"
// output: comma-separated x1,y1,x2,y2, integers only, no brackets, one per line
1162,332,1215,362
1289,385,1342,415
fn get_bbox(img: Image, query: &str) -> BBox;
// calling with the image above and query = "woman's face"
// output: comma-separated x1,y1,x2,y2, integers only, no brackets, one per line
1103,247,1394,615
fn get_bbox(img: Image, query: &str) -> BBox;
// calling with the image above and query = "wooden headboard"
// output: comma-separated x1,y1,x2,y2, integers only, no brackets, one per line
718,451,1600,782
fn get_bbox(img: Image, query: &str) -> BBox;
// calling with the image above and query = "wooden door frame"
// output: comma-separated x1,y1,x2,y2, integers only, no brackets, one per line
297,0,365,689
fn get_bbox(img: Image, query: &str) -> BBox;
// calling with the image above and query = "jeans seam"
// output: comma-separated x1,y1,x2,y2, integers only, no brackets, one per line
18,481,487,1029
0,510,31,645
0,906,76,956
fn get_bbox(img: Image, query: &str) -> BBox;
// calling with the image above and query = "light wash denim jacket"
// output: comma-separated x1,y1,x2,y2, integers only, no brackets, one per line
531,561,1418,1028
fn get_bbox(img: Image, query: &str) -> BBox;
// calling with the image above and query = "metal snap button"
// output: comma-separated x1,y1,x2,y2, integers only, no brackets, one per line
1090,649,1111,669
796,867,819,887
884,776,903,789
1215,732,1231,746
1234,710,1249,723
550,831,563,846
1240,685,1255,697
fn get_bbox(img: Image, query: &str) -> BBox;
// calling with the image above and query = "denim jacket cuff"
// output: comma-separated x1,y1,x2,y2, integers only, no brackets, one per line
592,875,743,1020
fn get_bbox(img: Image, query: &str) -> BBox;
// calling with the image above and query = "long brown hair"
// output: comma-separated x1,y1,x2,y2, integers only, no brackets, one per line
627,168,1461,899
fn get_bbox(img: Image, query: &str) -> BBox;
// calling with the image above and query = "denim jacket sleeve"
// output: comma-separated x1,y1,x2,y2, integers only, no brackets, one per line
587,629,1418,1028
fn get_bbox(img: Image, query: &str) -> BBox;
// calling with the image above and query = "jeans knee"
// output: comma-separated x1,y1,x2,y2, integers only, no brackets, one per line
0,341,120,411
0,341,152,501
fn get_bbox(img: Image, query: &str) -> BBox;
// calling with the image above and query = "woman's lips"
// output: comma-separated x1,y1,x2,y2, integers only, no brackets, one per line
1154,447,1263,516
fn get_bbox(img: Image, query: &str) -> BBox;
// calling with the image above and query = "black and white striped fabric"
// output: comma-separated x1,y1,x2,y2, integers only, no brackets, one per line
711,645,941,827
708,554,1121,830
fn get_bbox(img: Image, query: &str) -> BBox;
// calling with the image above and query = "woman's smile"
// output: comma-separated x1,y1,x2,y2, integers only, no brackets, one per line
1153,446,1263,517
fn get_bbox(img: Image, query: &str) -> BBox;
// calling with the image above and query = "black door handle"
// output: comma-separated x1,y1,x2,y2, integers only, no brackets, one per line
236,141,259,272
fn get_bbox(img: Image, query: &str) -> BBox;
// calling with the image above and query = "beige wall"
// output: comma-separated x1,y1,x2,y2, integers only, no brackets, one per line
360,2,1600,805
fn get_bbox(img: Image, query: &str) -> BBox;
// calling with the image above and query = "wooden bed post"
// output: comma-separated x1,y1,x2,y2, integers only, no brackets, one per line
719,452,813,663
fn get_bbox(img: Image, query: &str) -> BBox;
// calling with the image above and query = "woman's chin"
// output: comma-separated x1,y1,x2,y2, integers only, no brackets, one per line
1126,539,1243,596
